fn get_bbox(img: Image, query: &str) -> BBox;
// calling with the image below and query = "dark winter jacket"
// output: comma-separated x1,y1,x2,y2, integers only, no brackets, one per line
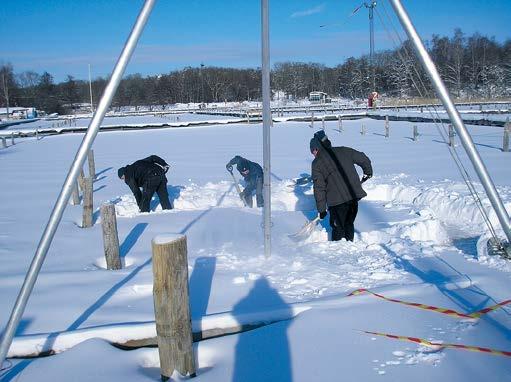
120,155,169,207
311,146,372,214
227,156,263,192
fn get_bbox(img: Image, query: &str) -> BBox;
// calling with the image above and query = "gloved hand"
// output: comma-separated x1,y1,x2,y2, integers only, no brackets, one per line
226,164,233,172
319,211,327,220
361,174,372,183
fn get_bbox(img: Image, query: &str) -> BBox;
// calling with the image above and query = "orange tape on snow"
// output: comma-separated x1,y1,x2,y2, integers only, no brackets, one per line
348,288,511,319
363,330,511,358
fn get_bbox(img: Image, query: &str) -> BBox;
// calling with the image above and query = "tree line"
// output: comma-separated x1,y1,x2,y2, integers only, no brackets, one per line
1,29,510,114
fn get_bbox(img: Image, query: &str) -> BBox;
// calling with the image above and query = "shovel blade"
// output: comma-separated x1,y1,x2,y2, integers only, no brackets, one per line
288,217,319,241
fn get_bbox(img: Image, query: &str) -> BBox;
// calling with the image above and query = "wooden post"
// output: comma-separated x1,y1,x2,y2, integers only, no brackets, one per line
413,125,419,142
503,119,510,152
11,132,15,145
321,116,325,130
448,124,455,147
101,203,121,270
338,115,342,132
70,181,80,205
1,137,6,148
311,111,314,128
361,123,366,135
152,235,196,381
385,116,390,138
82,177,93,228
246,112,250,124
35,129,39,140
78,168,85,191
88,149,96,180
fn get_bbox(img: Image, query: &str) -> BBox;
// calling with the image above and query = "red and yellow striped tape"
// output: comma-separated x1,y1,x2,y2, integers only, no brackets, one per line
348,288,511,319
363,330,511,358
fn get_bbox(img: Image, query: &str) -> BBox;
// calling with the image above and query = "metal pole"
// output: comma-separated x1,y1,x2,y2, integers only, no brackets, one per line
369,1,375,90
389,0,511,244
2,72,10,120
88,63,94,114
0,0,156,368
261,0,271,258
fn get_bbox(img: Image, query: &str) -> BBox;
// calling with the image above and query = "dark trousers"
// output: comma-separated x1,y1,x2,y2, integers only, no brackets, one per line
329,200,358,241
140,175,172,213
244,176,264,208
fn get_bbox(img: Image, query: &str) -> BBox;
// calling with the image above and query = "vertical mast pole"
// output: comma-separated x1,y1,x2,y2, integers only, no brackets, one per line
261,0,272,258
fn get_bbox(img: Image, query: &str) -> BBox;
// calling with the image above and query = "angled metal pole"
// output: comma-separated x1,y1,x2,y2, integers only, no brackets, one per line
261,0,272,258
0,0,156,368
389,0,511,244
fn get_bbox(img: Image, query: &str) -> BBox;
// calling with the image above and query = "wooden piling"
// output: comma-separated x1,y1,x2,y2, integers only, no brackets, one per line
338,116,342,132
82,177,93,228
152,234,196,381
78,168,85,191
101,203,121,270
448,124,455,147
385,116,390,138
71,181,80,205
11,132,15,145
361,123,366,135
321,116,325,130
413,125,419,142
88,149,96,180
1,137,6,148
503,118,510,152
311,112,314,128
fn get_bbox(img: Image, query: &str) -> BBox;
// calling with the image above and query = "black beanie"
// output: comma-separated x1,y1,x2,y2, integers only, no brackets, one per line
118,167,126,178
310,137,321,153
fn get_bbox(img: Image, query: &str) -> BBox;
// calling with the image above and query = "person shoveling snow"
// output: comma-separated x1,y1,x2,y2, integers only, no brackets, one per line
226,155,264,208
310,130,372,241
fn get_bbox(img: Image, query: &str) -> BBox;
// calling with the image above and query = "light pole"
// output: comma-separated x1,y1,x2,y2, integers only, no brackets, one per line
88,64,94,114
200,62,204,104
2,72,10,120
365,1,377,91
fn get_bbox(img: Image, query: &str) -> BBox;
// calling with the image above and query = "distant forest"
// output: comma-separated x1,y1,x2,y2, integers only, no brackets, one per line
1,29,510,113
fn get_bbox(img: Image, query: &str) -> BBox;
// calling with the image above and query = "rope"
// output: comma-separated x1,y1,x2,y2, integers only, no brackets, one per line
374,1,501,245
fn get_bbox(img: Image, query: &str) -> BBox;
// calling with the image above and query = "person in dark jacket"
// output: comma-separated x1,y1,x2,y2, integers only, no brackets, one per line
226,155,264,207
118,155,173,213
310,131,372,241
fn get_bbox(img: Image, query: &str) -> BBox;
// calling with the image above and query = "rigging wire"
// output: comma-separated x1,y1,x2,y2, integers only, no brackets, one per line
373,1,501,243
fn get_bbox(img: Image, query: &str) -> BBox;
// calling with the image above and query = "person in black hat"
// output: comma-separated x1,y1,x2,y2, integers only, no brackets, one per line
118,155,172,213
226,155,264,207
310,131,372,241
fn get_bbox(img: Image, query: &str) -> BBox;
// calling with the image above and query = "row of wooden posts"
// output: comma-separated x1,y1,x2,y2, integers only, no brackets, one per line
1,132,18,148
73,149,195,379
310,113,511,152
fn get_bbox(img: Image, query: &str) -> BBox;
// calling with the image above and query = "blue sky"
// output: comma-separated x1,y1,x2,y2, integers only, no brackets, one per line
1,0,510,82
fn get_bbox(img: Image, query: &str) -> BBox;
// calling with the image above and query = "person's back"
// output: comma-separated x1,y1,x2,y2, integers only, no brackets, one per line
310,132,372,241
311,146,371,208
118,155,172,213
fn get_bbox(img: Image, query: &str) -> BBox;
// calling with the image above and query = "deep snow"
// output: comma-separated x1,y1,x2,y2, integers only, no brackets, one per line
1,115,511,381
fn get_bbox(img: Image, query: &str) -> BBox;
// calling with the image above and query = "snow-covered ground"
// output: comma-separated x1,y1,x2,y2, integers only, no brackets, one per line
1,118,511,381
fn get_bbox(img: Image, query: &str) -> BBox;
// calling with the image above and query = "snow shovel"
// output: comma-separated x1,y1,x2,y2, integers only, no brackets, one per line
228,169,248,207
288,216,320,241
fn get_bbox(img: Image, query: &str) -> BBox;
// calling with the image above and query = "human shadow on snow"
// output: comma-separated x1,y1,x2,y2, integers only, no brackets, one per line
231,277,293,382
